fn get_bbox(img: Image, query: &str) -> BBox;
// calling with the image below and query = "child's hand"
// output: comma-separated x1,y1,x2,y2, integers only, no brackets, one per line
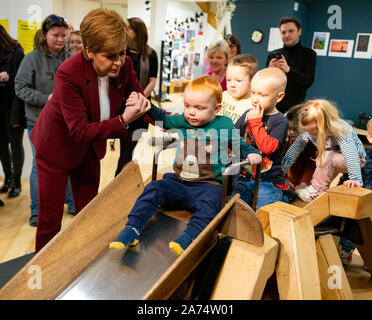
122,92,151,124
246,103,263,120
295,182,307,190
285,177,295,190
343,180,361,188
246,153,262,165
126,91,140,107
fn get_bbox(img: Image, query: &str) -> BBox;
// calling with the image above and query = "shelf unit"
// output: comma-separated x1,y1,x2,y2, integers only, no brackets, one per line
156,40,172,104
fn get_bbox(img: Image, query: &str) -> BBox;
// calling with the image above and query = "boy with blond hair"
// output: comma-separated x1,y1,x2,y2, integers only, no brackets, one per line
219,54,258,124
110,75,261,255
232,67,289,209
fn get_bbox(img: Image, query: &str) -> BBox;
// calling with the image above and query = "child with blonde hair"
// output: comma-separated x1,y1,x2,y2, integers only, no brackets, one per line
282,99,366,202
110,75,261,256
232,67,289,209
219,54,258,124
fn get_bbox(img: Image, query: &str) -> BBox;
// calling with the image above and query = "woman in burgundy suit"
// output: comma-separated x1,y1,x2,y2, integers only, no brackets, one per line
30,8,151,252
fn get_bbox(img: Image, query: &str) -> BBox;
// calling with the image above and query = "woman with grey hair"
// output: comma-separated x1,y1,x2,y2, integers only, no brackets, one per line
206,39,229,91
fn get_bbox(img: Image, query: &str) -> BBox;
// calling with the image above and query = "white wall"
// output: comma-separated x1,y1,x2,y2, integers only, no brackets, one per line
0,0,52,39
102,3,128,21
57,0,100,31
127,0,150,26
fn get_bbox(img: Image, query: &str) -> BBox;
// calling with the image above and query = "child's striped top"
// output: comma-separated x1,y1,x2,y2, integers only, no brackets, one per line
282,119,366,185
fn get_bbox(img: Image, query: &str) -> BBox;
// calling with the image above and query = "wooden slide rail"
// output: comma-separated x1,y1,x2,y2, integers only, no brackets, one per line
145,197,278,300
256,185,372,300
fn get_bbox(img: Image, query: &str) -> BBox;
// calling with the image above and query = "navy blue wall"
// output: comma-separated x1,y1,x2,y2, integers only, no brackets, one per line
231,0,292,70
232,0,372,123
304,0,372,123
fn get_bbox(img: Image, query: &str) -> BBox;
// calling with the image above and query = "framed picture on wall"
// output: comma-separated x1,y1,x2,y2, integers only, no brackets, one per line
311,32,330,56
328,39,354,58
353,33,372,59
267,28,283,51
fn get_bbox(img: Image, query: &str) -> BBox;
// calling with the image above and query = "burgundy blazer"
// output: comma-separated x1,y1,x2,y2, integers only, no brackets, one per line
30,51,148,170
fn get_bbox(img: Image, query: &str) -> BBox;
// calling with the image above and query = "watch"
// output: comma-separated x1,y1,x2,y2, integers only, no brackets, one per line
251,30,263,44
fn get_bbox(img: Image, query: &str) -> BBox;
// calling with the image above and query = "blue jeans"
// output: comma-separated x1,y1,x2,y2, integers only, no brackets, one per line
340,238,355,252
232,179,288,210
127,173,222,240
27,125,75,216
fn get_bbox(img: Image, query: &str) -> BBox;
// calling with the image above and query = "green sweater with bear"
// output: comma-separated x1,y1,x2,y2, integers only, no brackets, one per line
148,104,259,185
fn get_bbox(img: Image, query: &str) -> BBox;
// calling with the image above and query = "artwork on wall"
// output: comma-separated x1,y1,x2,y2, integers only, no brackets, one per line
353,33,372,59
328,39,354,58
312,32,330,56
267,27,283,52
164,13,207,81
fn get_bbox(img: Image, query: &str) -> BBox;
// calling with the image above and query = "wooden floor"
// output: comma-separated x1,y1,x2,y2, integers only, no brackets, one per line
0,93,371,299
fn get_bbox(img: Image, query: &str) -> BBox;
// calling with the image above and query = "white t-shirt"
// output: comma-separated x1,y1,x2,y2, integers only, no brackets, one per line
97,75,110,122
218,91,252,124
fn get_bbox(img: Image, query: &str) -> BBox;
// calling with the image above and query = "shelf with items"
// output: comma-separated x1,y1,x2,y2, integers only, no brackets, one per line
156,40,172,104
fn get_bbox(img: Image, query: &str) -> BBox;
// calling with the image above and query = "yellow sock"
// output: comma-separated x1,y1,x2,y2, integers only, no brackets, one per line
109,241,125,250
169,241,184,256
109,239,139,250
129,239,139,247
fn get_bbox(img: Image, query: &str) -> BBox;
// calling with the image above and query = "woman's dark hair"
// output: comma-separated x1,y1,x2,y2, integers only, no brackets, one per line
33,29,44,49
128,17,150,57
224,34,241,55
38,14,68,53
0,24,18,52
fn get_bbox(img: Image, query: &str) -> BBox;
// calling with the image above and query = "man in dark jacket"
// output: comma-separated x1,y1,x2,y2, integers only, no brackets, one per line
266,16,316,114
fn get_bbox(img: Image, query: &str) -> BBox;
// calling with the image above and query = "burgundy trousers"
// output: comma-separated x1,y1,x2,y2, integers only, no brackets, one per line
35,147,100,252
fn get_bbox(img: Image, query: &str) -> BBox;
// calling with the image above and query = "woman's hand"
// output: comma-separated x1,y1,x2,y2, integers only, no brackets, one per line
343,180,361,188
0,71,9,83
122,92,151,124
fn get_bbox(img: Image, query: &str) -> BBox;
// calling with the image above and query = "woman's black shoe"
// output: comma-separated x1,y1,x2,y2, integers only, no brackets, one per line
0,179,12,193
8,186,21,198
0,199,4,206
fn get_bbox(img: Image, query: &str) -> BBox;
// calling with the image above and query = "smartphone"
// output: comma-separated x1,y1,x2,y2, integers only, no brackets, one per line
273,52,282,60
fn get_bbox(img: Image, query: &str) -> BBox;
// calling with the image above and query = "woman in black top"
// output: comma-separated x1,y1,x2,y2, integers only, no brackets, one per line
115,17,158,176
0,25,25,197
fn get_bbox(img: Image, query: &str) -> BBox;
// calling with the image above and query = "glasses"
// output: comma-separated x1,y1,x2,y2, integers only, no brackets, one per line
224,34,232,39
50,15,67,23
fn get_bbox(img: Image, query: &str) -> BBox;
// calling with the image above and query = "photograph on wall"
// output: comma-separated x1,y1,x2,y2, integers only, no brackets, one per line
353,33,372,59
312,32,330,56
328,39,354,58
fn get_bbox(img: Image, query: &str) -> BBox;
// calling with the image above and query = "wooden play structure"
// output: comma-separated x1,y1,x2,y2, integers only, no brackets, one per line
0,157,371,299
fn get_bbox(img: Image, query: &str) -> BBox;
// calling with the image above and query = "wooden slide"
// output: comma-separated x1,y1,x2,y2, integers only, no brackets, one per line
1,159,371,300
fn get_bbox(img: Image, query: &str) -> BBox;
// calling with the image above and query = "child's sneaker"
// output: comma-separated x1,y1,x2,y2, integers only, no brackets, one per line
295,184,322,202
340,249,353,265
